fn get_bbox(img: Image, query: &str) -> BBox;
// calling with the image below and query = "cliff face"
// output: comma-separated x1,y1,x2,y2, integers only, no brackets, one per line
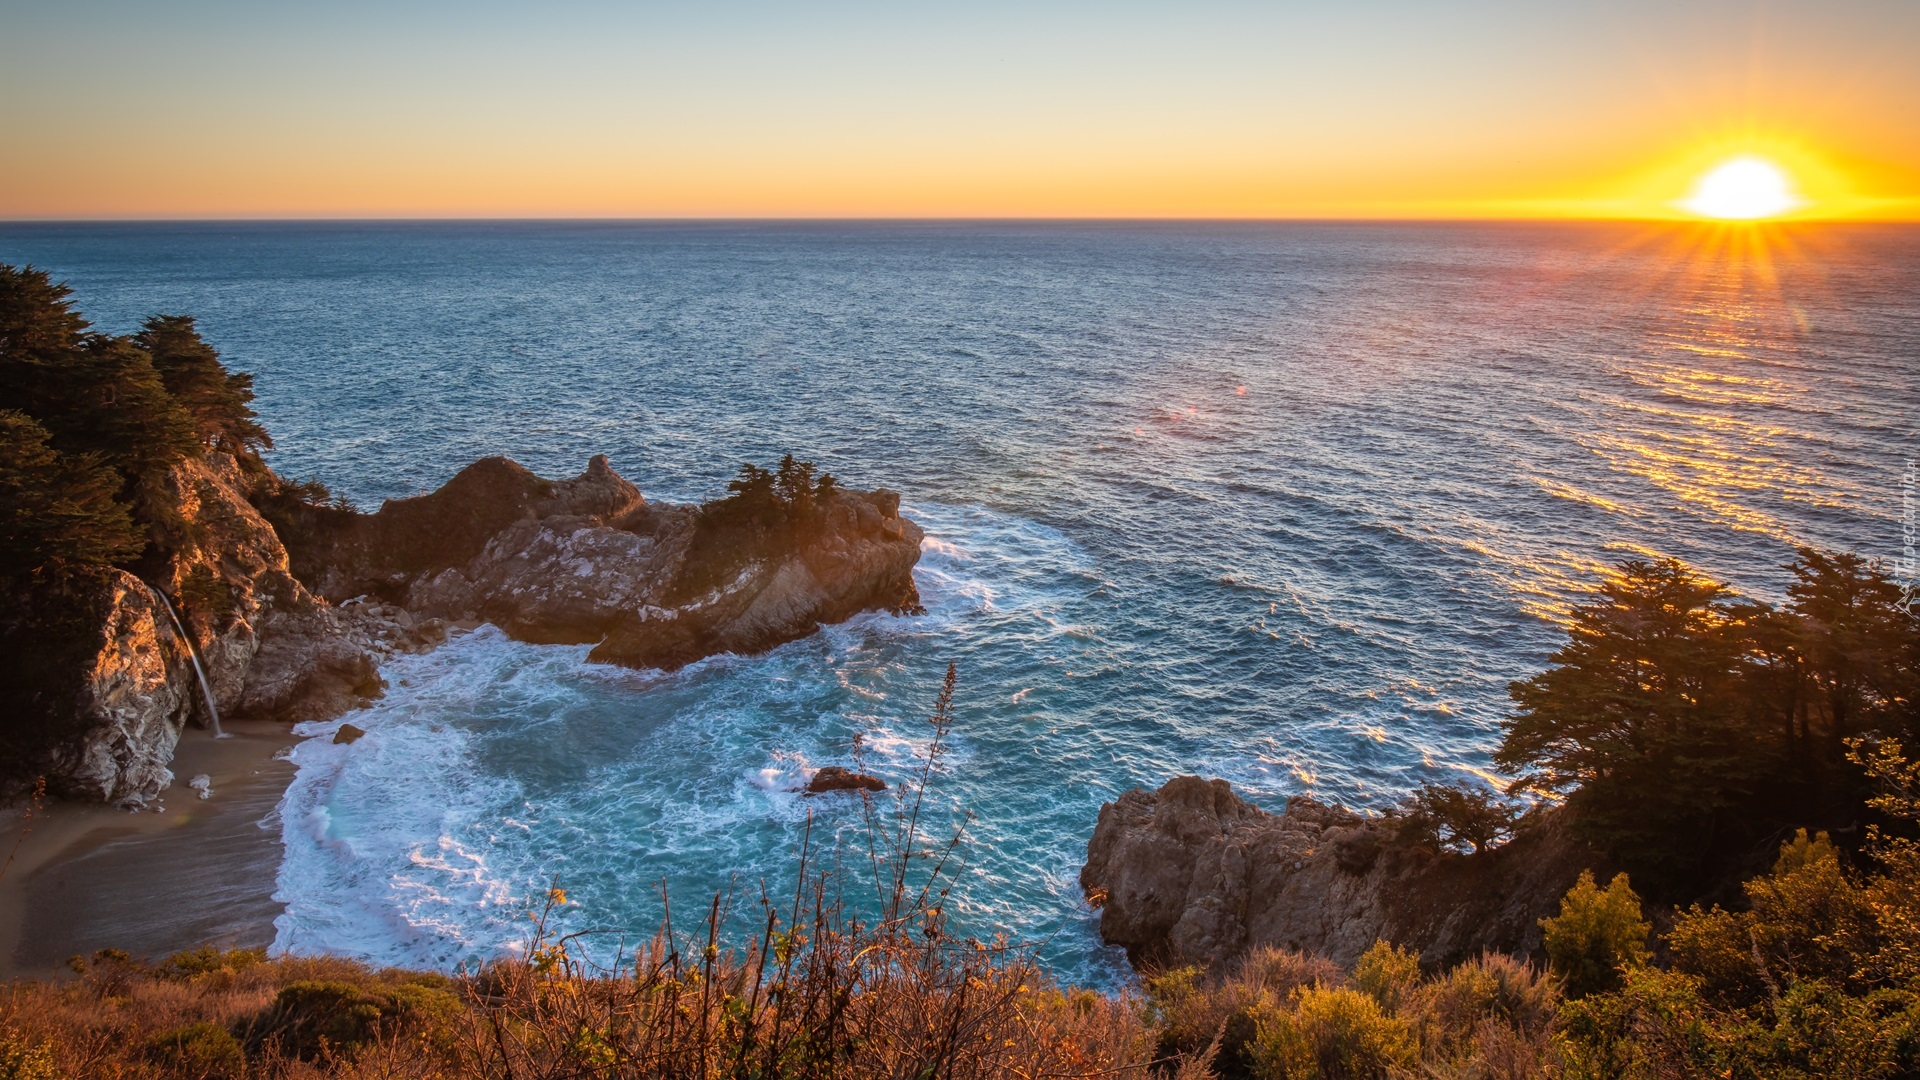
1081,776,1602,972
40,570,191,803
8,453,441,803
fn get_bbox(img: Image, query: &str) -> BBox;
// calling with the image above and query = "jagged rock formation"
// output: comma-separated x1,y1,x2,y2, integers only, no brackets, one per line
802,766,888,795
9,452,446,803
273,455,925,671
1081,776,1603,972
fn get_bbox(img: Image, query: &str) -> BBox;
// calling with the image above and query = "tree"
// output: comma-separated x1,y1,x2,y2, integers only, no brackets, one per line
136,314,271,459
1391,781,1526,855
0,411,142,577
1781,549,1917,758
0,265,196,497
1497,559,1772,888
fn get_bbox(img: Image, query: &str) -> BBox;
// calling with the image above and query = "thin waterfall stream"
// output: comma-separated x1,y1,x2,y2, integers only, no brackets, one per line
150,586,228,739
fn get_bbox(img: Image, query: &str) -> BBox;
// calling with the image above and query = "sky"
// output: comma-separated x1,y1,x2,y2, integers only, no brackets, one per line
2,0,1917,219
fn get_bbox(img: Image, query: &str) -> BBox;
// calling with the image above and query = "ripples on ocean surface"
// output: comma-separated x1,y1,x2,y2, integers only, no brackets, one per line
4,221,1915,984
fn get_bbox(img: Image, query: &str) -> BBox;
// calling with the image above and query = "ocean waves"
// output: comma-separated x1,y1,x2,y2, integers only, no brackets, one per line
10,221,1911,986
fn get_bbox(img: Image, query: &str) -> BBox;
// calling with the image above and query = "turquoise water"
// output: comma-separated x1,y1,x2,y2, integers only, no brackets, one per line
4,221,1915,984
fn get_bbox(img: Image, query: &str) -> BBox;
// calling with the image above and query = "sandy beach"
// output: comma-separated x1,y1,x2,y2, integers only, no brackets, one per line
0,720,298,978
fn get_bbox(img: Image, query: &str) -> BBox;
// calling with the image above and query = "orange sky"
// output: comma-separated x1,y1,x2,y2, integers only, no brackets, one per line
2,2,1917,220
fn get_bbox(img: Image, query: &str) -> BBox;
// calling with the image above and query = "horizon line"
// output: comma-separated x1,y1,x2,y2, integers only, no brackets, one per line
6,214,1919,226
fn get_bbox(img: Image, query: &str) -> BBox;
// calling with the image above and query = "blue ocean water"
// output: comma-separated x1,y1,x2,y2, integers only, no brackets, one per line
3,221,1916,985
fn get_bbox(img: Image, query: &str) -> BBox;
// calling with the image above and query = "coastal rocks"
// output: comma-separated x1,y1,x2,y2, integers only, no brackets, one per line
1081,776,1602,972
34,570,193,804
13,448,920,805
2,452,393,804
597,489,923,671
802,766,887,795
148,451,388,727
332,723,366,745
269,455,646,602
277,455,925,672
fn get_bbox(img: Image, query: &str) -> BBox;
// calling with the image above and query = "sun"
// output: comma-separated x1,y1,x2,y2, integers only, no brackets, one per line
1680,156,1803,220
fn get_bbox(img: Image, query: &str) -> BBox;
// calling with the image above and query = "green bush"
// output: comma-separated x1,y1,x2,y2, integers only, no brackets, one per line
144,1021,245,1078
1248,986,1414,1080
1541,870,1650,998
158,946,268,981
251,976,458,1059
1348,941,1419,1015
0,1032,57,1080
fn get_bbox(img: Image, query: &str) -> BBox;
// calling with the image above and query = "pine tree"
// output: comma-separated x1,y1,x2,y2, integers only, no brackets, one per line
1497,559,1773,889
0,265,197,493
136,314,272,458
0,410,142,577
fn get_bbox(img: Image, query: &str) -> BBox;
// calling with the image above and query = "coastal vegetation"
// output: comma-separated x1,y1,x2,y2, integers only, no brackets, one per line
1,264,271,790
1497,552,1918,898
668,455,844,602
3,549,1920,1068
0,265,268,582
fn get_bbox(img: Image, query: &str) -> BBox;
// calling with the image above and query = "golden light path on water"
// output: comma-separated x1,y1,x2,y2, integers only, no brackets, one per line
1433,224,1869,629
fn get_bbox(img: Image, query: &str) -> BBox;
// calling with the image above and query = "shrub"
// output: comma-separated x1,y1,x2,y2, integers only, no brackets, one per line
0,1032,57,1080
1405,952,1558,1074
143,1022,245,1078
157,946,268,982
1248,986,1414,1080
1148,948,1342,1075
1541,870,1650,998
1349,941,1419,1014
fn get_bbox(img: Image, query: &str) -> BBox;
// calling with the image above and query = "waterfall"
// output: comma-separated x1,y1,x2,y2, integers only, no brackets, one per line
150,586,228,739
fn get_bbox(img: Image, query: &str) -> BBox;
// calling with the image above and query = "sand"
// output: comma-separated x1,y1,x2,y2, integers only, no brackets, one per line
0,720,299,978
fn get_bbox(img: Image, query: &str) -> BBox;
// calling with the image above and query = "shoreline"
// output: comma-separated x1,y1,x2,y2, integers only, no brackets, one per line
0,719,298,979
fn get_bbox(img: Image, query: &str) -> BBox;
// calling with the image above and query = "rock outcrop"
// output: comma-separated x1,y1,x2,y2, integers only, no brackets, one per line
277,455,925,671
35,570,193,803
802,766,888,795
147,451,411,727
1081,776,1603,972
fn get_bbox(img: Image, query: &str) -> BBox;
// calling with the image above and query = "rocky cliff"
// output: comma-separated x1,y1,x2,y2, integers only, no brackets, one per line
7,452,922,805
1080,776,1603,972
2,452,445,803
271,454,925,671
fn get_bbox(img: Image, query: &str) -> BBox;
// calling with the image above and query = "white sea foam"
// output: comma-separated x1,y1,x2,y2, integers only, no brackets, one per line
271,504,1096,973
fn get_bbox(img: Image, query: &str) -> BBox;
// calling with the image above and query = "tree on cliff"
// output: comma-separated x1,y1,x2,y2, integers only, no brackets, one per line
1498,559,1772,888
1499,551,1920,897
0,410,142,578
0,265,198,506
136,314,272,460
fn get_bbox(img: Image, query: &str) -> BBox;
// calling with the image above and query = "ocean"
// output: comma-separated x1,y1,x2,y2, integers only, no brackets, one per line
3,220,1914,985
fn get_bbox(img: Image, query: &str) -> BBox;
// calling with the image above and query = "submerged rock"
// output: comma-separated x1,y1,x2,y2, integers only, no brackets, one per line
1081,775,1602,971
802,766,888,795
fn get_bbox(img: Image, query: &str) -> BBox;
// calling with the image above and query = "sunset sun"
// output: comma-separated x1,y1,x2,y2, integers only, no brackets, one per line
1681,156,1803,220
